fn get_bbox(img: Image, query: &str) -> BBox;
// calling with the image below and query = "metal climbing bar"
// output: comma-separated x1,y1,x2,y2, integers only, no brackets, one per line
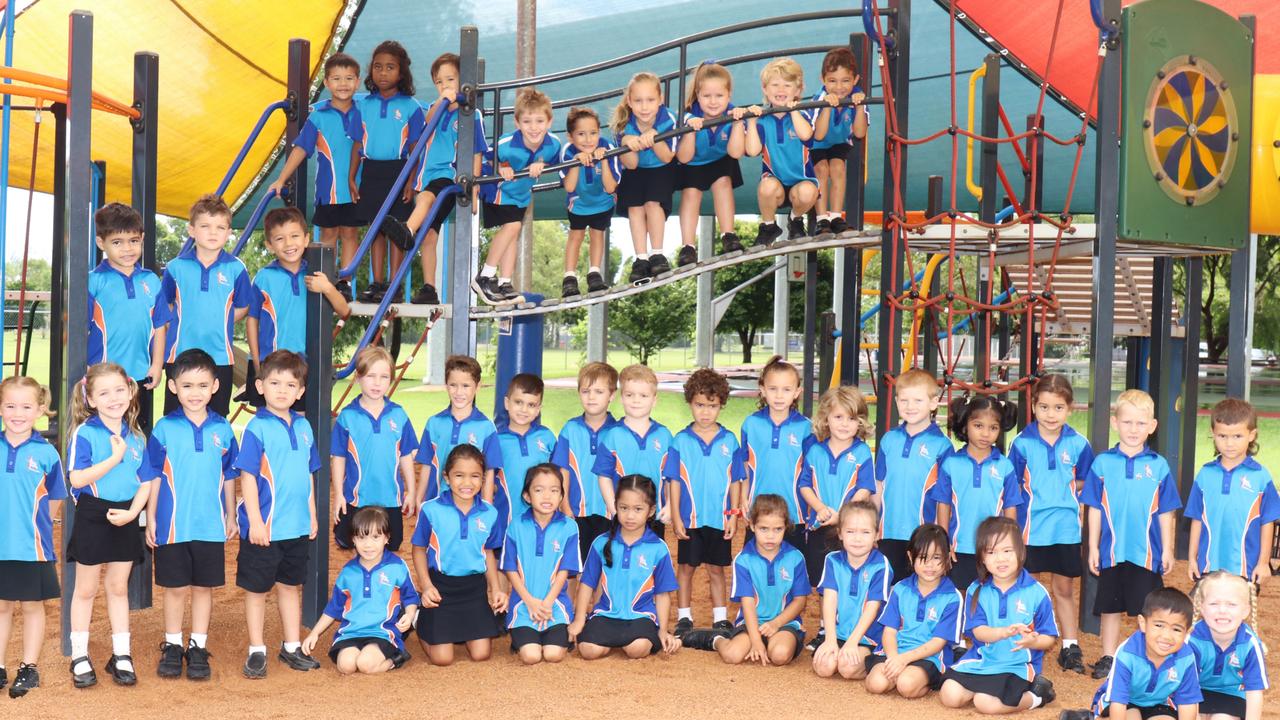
231,188,279,256
215,100,289,198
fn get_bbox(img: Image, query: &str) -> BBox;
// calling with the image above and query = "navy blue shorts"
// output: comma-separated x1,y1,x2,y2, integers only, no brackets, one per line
312,202,361,229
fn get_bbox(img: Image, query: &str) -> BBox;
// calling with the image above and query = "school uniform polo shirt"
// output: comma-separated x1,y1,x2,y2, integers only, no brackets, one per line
330,397,417,508
324,551,421,650
1081,446,1182,571
809,87,864,150
499,510,581,630
877,575,964,671
67,415,146,502
930,446,1024,554
580,527,677,623
953,569,1058,679
250,259,309,358
1009,422,1094,546
356,91,425,161
754,112,815,186
411,491,502,576
661,425,743,531
818,548,892,644
1185,456,1280,576
490,130,563,208
731,539,810,630
87,261,171,381
0,433,65,562
592,420,673,510
1187,620,1269,699
617,104,678,168
552,413,614,518
414,102,489,188
559,138,623,216
160,248,253,366
682,102,738,165
144,410,238,545
296,99,362,205
1091,631,1202,712
414,406,504,501
234,408,321,542
739,408,814,524
494,422,556,525
797,437,874,529
875,422,954,541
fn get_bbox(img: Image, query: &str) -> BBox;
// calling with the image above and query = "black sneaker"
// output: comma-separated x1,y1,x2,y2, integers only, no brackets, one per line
156,642,184,679
648,253,671,276
1059,711,1093,720
561,275,581,298
1029,675,1056,706
0,667,5,691
787,216,807,239
586,271,607,293
628,257,651,284
390,648,411,670
381,217,416,251
755,222,783,246
830,216,848,234
8,663,37,698
805,632,826,652
719,232,743,254
1090,654,1114,679
681,626,730,652
1058,644,1086,674
495,281,524,305
673,618,693,639
410,283,439,305
951,643,970,664
335,279,353,302
106,655,137,686
70,657,96,689
815,218,832,235
185,643,211,681
471,274,499,304
277,646,320,672
676,245,698,267
357,281,388,303
242,651,267,680
711,620,733,633
385,283,404,304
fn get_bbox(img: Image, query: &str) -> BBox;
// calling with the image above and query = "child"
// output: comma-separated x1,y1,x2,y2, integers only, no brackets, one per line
66,363,149,688
941,516,1058,713
812,500,892,678
351,40,424,304
473,88,561,305
160,194,252,417
1060,588,1202,720
494,373,557,527
143,349,238,681
569,474,680,659
876,367,953,582
302,507,419,674
552,361,618,557
330,346,418,551
810,47,868,234
0,377,65,697
612,71,679,283
414,354,503,505
266,52,364,299
738,356,812,549
594,364,673,527
1186,398,1280,583
745,57,817,244
558,107,622,296
1082,389,1181,679
866,524,963,699
411,445,506,665
1187,571,1268,720
1008,374,1093,673
88,202,170,391
234,350,321,679
500,463,582,664
932,395,1023,595
662,368,743,637
674,62,747,264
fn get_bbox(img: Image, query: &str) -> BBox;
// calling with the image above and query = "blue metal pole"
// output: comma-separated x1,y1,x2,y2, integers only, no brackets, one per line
0,0,15,373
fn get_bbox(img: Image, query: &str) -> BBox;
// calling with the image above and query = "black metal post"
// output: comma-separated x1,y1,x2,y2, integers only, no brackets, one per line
840,32,870,391
1226,15,1256,399
1175,258,1202,558
923,175,943,377
450,27,480,357
1148,258,1175,455
803,248,819,415
1018,114,1046,427
285,39,311,212
302,244,334,626
131,50,158,430
49,103,66,437
1124,337,1143,391
1025,114,1045,212
974,54,1000,387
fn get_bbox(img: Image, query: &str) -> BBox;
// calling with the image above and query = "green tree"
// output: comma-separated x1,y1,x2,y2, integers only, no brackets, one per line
609,268,695,365
1175,236,1280,361
714,220,777,363
5,258,51,290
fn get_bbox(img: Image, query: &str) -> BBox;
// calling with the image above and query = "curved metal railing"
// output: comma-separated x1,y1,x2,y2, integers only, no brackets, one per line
216,100,290,198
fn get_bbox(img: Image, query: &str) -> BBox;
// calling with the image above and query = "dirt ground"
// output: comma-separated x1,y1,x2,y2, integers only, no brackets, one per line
6,521,1279,719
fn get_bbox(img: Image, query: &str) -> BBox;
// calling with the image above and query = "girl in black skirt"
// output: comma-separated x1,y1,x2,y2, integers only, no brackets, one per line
674,62,747,265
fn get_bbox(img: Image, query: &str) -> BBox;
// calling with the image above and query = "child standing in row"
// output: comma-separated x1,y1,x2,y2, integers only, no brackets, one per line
494,374,556,526
675,62,746,264
810,47,868,235
811,501,891,678
553,362,617,557
1187,571,1268,720
559,107,621,297
415,355,503,505
594,364,672,527
613,72,678,283
739,356,811,549
746,58,817,244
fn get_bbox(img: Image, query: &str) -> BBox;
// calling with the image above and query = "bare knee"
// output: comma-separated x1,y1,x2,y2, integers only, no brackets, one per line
355,650,387,674
335,653,360,675
467,640,491,662
812,653,838,677
518,645,543,665
768,644,794,666
426,645,455,666
865,668,891,694
542,645,567,663
939,681,971,708
623,639,652,658
577,643,609,660
973,694,1012,715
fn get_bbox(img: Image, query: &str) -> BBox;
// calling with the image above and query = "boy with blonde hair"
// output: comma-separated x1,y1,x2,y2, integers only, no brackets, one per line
553,362,619,557
744,58,817,245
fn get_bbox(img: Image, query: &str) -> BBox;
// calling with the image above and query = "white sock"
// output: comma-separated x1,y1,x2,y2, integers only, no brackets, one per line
248,644,267,657
1062,638,1078,649
111,633,133,672
481,264,497,278
283,641,301,653
712,606,727,623
1029,694,1044,709
498,277,512,286
190,633,208,649
164,632,182,646
564,270,577,279
678,607,692,621
589,266,600,275
70,632,90,674
649,250,663,259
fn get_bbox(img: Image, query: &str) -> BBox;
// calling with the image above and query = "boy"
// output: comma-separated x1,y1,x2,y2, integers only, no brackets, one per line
266,52,363,300
662,368,743,637
593,364,673,525
234,350,322,678
494,373,557,527
143,349,238,681
745,57,818,245
472,88,562,305
414,355,503,505
1060,588,1202,720
552,361,618,558
160,194,253,417
1082,389,1182,679
875,368,953,582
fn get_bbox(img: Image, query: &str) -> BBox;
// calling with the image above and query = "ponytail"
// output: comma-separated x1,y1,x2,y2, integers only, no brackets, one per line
603,474,659,567
72,363,142,439
611,72,661,136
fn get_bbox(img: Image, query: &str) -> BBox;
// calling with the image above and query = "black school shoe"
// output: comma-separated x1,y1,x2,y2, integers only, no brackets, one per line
471,274,499,304
648,253,672,276
70,657,96,689
720,232,743,254
755,222,783,246
278,646,320,672
494,281,524,305
676,244,698,268
1090,654,1113,679
1029,675,1056,706
357,281,389,304
1058,644,1086,674
8,664,38,698
185,643,212,681
106,655,137,686
156,642,185,678
1059,711,1093,720
787,216,807,239
0,667,5,690
335,279,353,302
381,217,416,252
242,651,267,680
628,257,651,284
830,216,848,234
410,283,440,305
815,218,832,236
561,275,581,298
681,627,730,652
805,632,826,652
673,617,693,639
586,271,608,293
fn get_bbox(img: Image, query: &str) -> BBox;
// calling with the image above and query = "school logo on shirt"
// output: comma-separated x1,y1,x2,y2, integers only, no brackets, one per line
1143,464,1153,478
27,457,41,473
216,271,229,286
1015,599,1027,615
846,453,855,462
1240,476,1253,492
129,446,142,462
780,567,792,581
394,109,402,121
537,439,548,453
389,419,398,432
141,281,153,296
1166,667,1178,683
722,444,732,457
552,539,561,553
212,432,225,450
990,466,1000,478
926,606,938,621
468,432,478,446
1061,451,1072,465
637,553,650,570
788,433,799,447
788,129,798,140
652,440,662,452
475,519,487,533
378,571,391,586
919,444,931,458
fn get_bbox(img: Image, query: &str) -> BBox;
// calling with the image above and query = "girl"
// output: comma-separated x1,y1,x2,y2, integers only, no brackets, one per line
674,62,747,265
866,524,964,699
810,47,868,235
351,40,425,304
1009,374,1094,674
500,463,581,664
1188,571,1268,720
931,395,1023,595
569,474,679,659
612,72,678,284
410,444,506,666
812,500,891,678
331,345,418,551
65,362,149,688
0,377,65,698
559,107,622,297
941,516,1058,714
738,356,812,549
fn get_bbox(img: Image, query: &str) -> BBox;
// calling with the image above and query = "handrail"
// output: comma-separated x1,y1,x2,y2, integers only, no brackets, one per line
862,0,894,51
215,100,290,198
0,66,141,119
230,188,279,256
1089,0,1118,41
965,63,988,202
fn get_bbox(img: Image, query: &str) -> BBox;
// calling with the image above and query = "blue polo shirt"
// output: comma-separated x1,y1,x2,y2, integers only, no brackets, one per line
558,139,622,216
552,414,614,518
1081,446,1182,571
1187,621,1269,700
739,408,813,524
1091,631,1202,712
488,130,562,208
0,433,66,562
330,397,417,508
754,112,815,186
250,259,309,358
160,248,253,366
234,408,321,542
494,422,556,526
295,99,362,205
67,416,146,502
592,419,673,511
356,91,425,161
731,539,809,630
930,446,1024,554
87,262,171,381
1009,422,1094,547
682,102,739,165
580,527,677,623
144,410,238,545
797,437,875,529
1185,456,1280,576
818,548,892,644
499,510,581,630
411,491,502,576
616,104,678,168
413,102,489,188
323,551,420,650
875,422,953,541
809,87,864,150
953,569,1058,679
661,425,743,531
414,406,503,501
876,575,964,671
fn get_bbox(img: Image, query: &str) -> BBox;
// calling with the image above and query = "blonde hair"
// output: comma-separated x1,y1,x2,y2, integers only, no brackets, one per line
1192,570,1263,653
813,386,870,441
578,361,619,393
1114,388,1155,417
354,345,395,378
895,367,939,395
760,57,804,98
685,62,733,111
71,363,141,438
837,499,879,530
514,87,552,122
757,355,801,410
611,72,662,136
619,363,658,390
0,376,52,417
